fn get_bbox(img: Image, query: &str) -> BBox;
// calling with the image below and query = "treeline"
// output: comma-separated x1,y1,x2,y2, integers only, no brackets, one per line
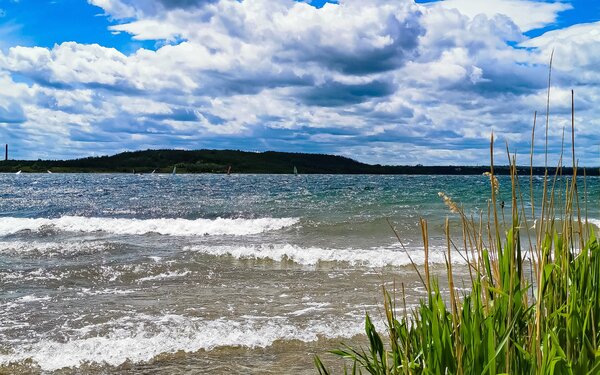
0,149,598,175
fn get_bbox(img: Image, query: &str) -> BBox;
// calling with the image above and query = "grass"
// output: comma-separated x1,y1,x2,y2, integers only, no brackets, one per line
315,91,600,374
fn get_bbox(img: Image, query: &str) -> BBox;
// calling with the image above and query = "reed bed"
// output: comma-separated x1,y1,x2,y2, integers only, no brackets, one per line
316,91,600,374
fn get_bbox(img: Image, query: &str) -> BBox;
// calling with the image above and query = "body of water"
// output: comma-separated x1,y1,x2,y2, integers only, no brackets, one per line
0,174,598,373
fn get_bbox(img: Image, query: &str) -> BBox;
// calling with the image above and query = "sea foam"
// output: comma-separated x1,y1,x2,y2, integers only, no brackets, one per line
0,314,366,371
184,243,466,267
0,216,299,237
0,240,109,255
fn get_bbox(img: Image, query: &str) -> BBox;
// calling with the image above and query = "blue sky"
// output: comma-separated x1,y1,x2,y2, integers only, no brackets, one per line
0,0,599,165
0,0,154,51
3,1,598,51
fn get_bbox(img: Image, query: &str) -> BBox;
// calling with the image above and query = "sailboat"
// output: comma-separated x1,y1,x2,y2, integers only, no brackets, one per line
47,170,53,174
151,169,156,174
293,166,298,176
227,166,232,175
15,170,21,175
172,166,177,175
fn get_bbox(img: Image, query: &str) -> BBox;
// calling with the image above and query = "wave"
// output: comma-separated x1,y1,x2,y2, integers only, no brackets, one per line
137,271,191,283
589,218,600,228
184,243,466,267
0,240,110,255
0,314,366,372
0,216,299,237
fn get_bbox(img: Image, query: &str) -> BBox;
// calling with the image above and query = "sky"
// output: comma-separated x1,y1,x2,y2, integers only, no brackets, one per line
0,0,599,166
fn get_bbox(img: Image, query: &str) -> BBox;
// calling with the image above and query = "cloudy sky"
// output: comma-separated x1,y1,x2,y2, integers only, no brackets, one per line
0,0,598,165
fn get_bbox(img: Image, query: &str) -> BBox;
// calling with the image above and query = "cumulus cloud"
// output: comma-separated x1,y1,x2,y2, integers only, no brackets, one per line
431,0,571,32
0,0,597,165
521,22,600,80
155,0,217,9
0,73,29,124
0,102,26,124
89,0,217,19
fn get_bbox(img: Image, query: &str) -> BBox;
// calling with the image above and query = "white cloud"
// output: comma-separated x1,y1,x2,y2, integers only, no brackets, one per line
521,21,600,76
87,0,138,19
0,0,597,165
0,72,30,124
431,0,571,32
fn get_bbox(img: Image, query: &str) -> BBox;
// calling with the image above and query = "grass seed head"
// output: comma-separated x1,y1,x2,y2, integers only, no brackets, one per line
438,191,460,213
483,171,500,194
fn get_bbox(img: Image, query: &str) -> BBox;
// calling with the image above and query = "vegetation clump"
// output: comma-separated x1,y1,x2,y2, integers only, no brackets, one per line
316,99,600,374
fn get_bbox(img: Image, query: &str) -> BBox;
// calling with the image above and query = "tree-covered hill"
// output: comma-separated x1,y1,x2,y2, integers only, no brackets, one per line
0,149,597,175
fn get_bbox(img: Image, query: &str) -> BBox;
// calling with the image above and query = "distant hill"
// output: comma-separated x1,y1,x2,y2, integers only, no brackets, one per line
0,149,597,175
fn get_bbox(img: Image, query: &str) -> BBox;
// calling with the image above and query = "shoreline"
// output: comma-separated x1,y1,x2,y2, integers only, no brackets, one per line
1,169,599,175
1,149,597,175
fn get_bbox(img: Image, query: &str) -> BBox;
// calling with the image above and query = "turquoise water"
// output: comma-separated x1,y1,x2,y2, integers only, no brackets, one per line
0,174,598,373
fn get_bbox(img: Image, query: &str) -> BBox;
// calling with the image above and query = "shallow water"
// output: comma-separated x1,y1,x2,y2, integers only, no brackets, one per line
0,174,597,373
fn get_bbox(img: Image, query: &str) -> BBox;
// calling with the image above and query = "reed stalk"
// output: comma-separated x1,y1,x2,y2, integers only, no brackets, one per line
316,77,599,375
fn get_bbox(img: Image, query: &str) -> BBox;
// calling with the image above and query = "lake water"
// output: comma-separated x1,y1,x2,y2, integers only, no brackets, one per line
0,174,598,373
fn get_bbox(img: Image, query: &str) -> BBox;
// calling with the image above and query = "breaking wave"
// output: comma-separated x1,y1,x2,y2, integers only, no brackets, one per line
184,243,466,267
0,314,365,372
0,240,110,255
0,216,299,237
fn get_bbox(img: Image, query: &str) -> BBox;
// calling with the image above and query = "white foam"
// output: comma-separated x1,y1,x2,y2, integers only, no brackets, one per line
16,295,51,303
1,268,66,284
288,302,331,316
588,218,600,229
137,271,190,282
0,241,108,256
0,216,299,237
184,243,465,267
0,314,366,371
76,288,135,296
